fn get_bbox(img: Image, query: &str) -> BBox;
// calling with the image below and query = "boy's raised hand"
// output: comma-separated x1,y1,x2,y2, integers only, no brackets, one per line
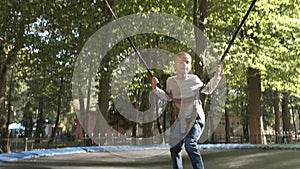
214,64,222,76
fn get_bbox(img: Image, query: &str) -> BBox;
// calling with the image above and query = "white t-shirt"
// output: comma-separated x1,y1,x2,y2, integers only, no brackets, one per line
167,74,203,118
153,73,221,120
166,74,203,99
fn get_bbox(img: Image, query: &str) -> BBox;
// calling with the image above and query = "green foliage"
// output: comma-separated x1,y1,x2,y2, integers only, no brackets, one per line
207,0,299,96
206,0,299,128
0,0,299,142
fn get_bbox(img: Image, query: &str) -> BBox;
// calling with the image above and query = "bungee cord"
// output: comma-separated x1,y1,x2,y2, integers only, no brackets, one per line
104,0,152,77
104,0,172,98
219,0,258,62
104,0,257,96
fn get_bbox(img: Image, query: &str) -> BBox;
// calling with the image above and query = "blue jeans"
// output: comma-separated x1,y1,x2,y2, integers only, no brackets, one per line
170,116,204,169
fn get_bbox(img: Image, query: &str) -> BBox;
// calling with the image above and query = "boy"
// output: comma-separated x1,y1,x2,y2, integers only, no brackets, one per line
151,51,222,169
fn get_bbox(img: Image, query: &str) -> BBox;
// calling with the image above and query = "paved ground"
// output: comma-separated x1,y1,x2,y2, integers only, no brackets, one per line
0,149,300,169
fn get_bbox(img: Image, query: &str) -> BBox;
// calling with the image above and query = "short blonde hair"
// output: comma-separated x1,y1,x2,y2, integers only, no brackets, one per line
175,51,192,61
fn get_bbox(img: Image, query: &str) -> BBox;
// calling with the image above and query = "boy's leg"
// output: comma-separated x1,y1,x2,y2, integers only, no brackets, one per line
170,119,184,169
184,117,204,169
170,140,184,169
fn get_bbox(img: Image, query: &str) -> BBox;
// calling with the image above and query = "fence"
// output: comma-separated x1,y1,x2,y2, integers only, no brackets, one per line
212,132,300,144
2,133,166,153
3,136,86,153
2,132,300,153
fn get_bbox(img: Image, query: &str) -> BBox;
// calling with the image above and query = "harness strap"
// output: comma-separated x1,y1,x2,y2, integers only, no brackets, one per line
172,90,200,107
172,91,200,134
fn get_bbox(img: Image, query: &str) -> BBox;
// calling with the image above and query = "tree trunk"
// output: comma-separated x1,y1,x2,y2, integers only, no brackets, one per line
78,88,86,137
298,108,300,135
247,67,265,144
193,0,210,143
193,0,208,37
225,100,230,143
6,70,13,132
155,95,163,144
23,102,33,138
132,88,141,145
291,101,297,139
273,89,282,143
0,63,9,153
193,0,208,90
243,123,249,142
93,56,110,145
35,96,44,143
281,91,291,143
141,82,153,145
84,61,94,146
0,45,7,153
92,0,113,145
241,101,249,142
48,76,64,146
132,121,138,145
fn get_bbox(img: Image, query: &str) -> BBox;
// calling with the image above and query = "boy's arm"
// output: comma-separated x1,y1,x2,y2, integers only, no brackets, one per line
201,64,222,95
151,77,171,101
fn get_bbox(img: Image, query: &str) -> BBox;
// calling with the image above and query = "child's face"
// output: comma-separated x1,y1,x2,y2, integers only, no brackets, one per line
173,54,192,75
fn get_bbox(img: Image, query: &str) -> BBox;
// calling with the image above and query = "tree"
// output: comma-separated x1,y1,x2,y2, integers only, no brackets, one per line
0,1,44,152
273,89,281,143
281,91,291,143
247,68,265,144
0,0,299,151
206,0,299,143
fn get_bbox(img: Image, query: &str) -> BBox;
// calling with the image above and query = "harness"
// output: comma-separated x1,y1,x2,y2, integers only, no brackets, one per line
172,94,199,107
171,91,200,134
